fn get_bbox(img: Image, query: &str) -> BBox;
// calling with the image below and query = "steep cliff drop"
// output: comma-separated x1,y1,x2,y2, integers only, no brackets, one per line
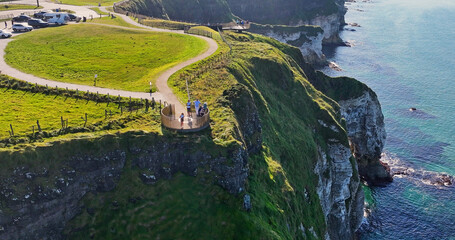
0,32,366,239
304,68,393,186
338,89,393,185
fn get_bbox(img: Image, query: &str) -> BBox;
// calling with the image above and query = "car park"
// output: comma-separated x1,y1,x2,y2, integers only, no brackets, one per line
27,19,49,28
12,23,33,32
12,15,31,22
0,30,12,38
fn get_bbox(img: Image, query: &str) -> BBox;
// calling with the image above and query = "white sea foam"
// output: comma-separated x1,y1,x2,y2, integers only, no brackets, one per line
381,152,453,188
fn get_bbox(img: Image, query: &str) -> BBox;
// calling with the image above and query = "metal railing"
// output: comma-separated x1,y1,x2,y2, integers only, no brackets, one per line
160,104,210,132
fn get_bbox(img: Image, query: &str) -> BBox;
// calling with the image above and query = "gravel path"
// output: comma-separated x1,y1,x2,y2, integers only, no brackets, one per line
0,1,218,114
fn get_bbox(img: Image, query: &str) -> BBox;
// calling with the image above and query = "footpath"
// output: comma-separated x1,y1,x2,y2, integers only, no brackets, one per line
0,0,218,115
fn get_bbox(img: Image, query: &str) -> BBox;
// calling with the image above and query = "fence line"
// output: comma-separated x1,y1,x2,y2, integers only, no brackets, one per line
0,78,167,142
218,27,232,53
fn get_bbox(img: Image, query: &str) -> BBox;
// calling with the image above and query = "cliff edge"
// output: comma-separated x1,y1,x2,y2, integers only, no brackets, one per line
117,0,348,66
0,32,368,239
304,68,392,185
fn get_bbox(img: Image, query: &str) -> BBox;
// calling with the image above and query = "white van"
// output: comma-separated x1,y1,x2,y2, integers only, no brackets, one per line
43,13,70,25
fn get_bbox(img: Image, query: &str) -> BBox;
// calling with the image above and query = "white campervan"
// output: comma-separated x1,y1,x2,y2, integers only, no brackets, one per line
43,12,70,25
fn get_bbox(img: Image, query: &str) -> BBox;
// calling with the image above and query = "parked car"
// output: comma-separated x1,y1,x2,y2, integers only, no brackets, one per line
27,19,49,28
33,11,50,19
43,13,69,25
12,15,31,22
12,23,33,32
0,30,12,38
67,14,81,22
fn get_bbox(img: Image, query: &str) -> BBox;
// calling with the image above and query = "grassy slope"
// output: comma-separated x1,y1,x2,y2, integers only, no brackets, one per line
140,18,195,30
302,68,370,101
5,24,208,92
122,0,338,25
122,0,233,23
0,87,121,138
89,7,108,15
59,0,116,6
89,16,143,28
64,32,351,239
0,4,42,11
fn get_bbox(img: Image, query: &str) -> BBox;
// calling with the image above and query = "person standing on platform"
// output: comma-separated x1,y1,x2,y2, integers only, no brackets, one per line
180,113,185,128
194,99,201,116
186,100,192,117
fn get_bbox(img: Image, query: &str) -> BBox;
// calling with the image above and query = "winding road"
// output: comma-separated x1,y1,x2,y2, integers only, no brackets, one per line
0,1,218,114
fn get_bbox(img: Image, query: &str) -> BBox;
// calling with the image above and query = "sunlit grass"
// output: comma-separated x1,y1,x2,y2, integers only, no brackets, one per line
5,24,208,92
0,87,119,138
0,4,42,11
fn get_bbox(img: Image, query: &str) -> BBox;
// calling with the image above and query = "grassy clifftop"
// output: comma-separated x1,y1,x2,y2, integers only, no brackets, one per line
120,0,340,25
121,0,233,23
1,31,359,239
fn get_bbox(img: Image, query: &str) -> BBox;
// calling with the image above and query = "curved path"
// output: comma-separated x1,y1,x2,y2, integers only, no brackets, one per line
0,2,218,114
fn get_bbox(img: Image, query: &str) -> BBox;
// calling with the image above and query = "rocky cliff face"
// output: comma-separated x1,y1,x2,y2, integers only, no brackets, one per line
249,24,327,66
0,150,127,239
338,90,392,185
303,69,392,186
0,130,255,239
300,13,345,45
314,125,364,239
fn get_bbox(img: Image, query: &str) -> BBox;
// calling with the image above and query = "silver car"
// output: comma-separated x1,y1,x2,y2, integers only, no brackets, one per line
0,29,12,38
12,23,33,32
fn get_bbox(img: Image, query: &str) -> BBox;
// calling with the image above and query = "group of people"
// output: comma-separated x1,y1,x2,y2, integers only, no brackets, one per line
179,99,208,126
235,19,249,25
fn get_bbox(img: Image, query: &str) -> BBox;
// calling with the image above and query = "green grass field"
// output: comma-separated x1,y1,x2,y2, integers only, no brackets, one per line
140,18,195,30
5,24,208,92
0,4,42,11
58,0,115,6
0,87,119,138
89,7,108,15
89,16,142,29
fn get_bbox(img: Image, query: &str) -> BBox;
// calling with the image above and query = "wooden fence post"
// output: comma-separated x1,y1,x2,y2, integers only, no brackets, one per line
9,124,14,136
37,120,41,132
83,113,88,127
145,99,149,112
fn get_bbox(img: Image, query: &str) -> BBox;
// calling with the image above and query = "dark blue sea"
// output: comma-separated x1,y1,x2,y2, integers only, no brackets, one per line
321,0,455,239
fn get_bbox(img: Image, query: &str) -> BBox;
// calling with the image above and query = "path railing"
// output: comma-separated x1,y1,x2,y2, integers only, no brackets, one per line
161,104,210,132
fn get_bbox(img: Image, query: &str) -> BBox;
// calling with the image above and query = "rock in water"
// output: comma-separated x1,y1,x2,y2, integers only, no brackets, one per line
243,194,251,211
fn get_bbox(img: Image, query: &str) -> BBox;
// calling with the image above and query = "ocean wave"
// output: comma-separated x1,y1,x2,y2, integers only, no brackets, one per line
381,152,453,187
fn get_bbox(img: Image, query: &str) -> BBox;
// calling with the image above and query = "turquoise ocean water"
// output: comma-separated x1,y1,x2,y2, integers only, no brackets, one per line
321,0,455,239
